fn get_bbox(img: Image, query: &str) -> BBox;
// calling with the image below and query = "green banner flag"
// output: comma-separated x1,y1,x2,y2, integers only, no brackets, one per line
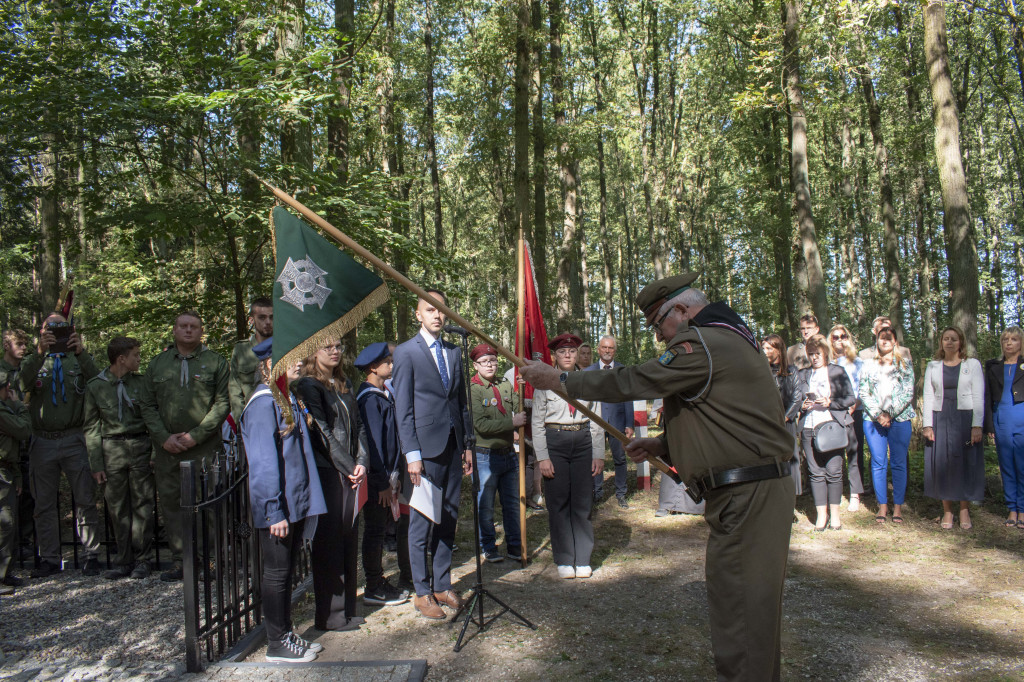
270,206,389,378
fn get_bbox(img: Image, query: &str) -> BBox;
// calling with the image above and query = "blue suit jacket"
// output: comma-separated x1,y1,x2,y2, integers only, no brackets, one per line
392,332,471,460
585,361,635,432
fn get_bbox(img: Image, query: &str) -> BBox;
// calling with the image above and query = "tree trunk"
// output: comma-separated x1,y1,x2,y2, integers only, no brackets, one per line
514,0,531,246
839,109,864,325
423,0,443,258
278,0,312,173
782,0,828,326
531,0,547,302
925,0,979,353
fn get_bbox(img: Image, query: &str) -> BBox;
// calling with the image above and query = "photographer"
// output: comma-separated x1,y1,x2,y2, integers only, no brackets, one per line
20,313,101,578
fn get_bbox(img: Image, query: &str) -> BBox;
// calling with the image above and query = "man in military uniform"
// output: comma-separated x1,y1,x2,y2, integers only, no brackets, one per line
469,343,527,563
229,297,274,421
521,273,795,682
2,329,34,558
84,337,155,580
141,311,230,581
0,370,31,594
20,313,102,578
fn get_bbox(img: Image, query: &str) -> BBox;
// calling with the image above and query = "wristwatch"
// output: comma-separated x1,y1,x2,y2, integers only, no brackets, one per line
558,371,569,393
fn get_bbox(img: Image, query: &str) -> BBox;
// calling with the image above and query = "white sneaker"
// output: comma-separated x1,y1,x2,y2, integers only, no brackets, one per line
848,495,860,513
575,566,593,578
557,565,575,579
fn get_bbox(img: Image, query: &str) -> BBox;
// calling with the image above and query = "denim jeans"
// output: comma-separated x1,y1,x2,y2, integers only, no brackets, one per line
864,418,912,506
476,448,521,553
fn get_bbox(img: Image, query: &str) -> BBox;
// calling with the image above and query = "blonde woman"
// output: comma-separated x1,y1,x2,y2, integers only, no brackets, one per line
984,327,1024,529
829,324,866,511
922,327,984,530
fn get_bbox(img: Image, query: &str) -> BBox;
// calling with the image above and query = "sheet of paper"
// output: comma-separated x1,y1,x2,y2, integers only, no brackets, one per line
408,474,442,524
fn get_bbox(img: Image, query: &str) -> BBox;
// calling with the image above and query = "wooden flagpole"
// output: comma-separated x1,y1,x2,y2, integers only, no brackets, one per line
516,237,528,567
247,171,680,483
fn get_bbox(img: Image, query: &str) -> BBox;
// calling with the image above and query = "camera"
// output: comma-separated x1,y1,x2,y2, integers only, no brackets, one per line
47,321,73,355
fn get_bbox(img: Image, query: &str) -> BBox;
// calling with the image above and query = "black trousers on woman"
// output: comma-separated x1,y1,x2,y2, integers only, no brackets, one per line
801,428,844,506
312,466,359,629
362,493,411,590
847,409,866,495
543,428,595,567
258,518,305,644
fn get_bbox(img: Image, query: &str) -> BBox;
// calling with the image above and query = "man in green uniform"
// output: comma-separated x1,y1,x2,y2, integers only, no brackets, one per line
84,337,155,580
228,297,273,422
2,329,34,559
0,370,31,594
521,273,795,682
140,311,230,581
20,313,102,578
468,343,527,563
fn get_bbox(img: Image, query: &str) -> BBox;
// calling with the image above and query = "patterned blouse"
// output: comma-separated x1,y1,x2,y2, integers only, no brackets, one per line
859,357,916,422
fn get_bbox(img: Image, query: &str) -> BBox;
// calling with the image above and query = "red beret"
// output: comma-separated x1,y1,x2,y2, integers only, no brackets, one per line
470,343,498,362
547,333,583,351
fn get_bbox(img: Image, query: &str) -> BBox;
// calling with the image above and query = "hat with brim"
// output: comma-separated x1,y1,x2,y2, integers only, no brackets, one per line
547,333,583,351
636,272,699,325
354,341,391,371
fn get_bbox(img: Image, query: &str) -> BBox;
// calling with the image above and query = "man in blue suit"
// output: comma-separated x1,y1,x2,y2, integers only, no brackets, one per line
392,289,473,620
586,336,635,508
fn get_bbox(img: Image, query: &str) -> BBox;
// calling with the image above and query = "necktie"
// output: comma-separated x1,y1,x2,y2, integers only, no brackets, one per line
434,340,450,392
603,364,611,370
50,354,67,405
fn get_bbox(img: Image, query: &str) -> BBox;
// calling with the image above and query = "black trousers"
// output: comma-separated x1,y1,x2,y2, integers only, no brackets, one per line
312,467,359,629
847,409,867,495
258,519,305,644
543,428,594,567
362,492,411,589
802,428,844,506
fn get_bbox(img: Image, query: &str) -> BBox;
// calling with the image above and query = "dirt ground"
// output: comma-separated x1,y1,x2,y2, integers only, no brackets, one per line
275,447,1024,681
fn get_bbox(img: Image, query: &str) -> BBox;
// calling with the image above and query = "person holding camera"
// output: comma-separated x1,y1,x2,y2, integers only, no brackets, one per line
84,337,155,579
20,313,101,578
793,334,856,531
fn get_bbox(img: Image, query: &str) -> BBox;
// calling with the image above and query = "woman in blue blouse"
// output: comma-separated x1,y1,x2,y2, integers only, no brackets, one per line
984,327,1024,529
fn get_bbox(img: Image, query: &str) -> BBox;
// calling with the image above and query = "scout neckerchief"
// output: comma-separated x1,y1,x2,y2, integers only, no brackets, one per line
471,373,507,415
49,353,67,405
97,368,134,421
174,344,206,387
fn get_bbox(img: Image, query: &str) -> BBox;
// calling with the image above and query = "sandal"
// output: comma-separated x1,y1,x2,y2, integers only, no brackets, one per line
875,515,887,524
1005,518,1018,527
959,510,972,531
940,512,954,530
1017,520,1024,530
892,515,904,524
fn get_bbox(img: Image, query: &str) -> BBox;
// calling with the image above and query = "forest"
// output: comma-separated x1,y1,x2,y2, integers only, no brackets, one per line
0,0,1014,365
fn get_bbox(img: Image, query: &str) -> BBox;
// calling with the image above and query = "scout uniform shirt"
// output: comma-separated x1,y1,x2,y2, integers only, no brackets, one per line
0,359,25,403
563,317,793,484
141,345,230,458
469,374,520,450
83,368,149,473
20,351,100,433
229,337,259,420
0,398,31,489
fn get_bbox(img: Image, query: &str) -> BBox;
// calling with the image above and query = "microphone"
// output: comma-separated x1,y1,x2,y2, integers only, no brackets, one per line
443,324,470,337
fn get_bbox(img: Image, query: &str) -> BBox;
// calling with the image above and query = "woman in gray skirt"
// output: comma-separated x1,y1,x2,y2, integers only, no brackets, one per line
922,327,985,530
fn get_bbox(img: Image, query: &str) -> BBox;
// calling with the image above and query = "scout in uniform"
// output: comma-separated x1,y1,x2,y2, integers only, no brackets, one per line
0,370,31,594
21,313,102,578
521,273,795,682
2,329,34,558
229,297,274,422
140,311,230,581
468,343,527,563
83,337,155,580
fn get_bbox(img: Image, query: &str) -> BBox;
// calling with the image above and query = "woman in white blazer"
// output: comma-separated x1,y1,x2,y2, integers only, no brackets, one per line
921,327,985,530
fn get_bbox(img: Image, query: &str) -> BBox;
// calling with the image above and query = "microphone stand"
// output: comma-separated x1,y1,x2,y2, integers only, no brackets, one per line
444,326,535,652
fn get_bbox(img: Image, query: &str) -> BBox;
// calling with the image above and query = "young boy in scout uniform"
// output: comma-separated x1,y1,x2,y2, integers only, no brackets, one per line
21,313,102,578
469,343,527,563
522,273,795,682
140,311,230,581
0,370,31,594
84,337,155,580
229,297,274,422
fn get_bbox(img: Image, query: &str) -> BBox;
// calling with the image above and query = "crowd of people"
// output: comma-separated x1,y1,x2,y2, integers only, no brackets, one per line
764,313,1019,534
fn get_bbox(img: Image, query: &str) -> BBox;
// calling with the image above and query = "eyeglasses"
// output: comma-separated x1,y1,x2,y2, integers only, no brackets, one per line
475,358,498,366
320,344,343,353
831,334,848,341
650,308,672,334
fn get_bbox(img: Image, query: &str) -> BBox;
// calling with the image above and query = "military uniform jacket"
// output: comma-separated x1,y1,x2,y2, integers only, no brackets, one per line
356,381,401,493
229,338,259,421
469,375,519,450
83,369,149,472
564,318,793,484
0,398,30,488
20,351,100,432
0,358,25,402
140,345,230,457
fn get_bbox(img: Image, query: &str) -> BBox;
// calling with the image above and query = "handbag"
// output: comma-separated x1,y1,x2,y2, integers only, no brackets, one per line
812,420,849,452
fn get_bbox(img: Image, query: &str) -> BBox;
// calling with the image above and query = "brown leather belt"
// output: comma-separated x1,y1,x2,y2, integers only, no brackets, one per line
546,422,590,432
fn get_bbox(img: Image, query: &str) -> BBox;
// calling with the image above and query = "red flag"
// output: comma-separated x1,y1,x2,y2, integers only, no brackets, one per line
515,240,551,402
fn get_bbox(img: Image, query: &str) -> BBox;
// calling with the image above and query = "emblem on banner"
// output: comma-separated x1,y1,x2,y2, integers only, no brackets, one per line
278,255,332,312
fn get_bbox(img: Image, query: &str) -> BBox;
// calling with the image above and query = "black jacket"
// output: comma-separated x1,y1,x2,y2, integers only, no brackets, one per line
984,358,1024,432
793,365,857,429
769,364,801,423
295,376,370,476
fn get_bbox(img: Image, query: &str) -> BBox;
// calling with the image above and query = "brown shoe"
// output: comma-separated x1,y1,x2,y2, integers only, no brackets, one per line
414,594,446,620
433,589,466,610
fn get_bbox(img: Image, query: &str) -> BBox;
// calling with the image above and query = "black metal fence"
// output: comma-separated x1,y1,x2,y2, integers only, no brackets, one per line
181,439,313,672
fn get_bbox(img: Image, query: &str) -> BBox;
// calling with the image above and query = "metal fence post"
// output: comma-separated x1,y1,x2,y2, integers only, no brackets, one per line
181,460,202,673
